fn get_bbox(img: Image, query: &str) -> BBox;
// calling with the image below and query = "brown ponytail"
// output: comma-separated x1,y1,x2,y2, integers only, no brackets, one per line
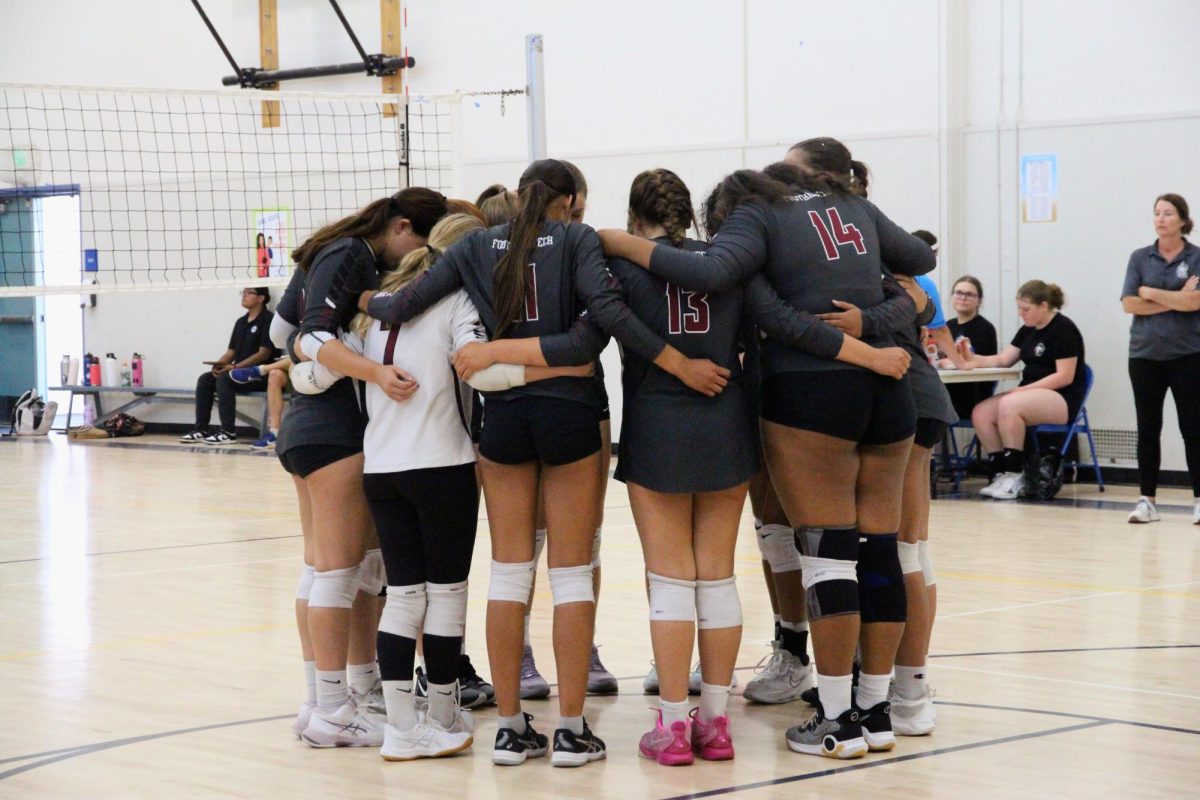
1018,279,1064,310
493,160,576,336
626,169,697,246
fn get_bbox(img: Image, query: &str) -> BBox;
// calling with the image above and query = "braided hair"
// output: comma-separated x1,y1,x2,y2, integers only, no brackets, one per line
626,168,697,246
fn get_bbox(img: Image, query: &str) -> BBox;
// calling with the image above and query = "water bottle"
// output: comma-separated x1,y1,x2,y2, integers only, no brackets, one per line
60,355,71,387
925,341,939,366
121,362,132,387
86,353,101,386
103,353,119,387
68,357,80,386
131,354,143,388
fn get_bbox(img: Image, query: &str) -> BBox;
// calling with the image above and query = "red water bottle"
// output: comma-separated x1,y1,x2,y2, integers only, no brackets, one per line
88,355,101,386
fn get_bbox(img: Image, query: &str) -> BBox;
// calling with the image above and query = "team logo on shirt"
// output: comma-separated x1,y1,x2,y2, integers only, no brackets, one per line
1178,263,1190,280
250,325,258,333
1034,342,1046,357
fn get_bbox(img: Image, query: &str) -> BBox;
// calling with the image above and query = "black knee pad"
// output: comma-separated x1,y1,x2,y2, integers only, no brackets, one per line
856,534,907,624
795,525,861,620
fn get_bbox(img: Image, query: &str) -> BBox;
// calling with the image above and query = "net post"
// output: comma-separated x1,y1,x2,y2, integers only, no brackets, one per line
525,34,547,161
380,0,403,117
259,0,281,128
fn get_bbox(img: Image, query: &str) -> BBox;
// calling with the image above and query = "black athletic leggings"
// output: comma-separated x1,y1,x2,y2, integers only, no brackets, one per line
363,462,479,685
1129,354,1200,497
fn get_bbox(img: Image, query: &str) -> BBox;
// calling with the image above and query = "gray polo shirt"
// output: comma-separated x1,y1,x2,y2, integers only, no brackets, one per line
1121,240,1200,361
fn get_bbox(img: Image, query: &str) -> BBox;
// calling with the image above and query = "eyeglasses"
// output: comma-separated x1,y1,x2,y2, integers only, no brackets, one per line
952,291,979,299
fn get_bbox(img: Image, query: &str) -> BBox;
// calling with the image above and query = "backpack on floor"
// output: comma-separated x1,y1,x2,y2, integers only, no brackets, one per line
1023,450,1065,501
11,389,56,436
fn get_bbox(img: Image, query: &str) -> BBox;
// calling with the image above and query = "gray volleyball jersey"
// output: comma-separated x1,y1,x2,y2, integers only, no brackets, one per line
367,221,669,406
1121,240,1200,361
647,193,935,376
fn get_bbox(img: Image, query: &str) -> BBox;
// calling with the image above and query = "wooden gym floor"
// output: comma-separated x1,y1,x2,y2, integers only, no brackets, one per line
1,434,1198,799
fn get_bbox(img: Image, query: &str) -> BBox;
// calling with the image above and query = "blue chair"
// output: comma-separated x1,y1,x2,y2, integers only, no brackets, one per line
1029,364,1104,491
938,419,979,491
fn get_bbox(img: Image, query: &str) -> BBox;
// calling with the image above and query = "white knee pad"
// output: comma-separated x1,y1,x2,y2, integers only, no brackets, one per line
359,548,386,595
532,528,547,564
488,559,536,603
591,527,602,568
696,576,742,630
308,564,362,609
760,524,802,573
647,571,696,622
797,555,858,591
548,564,594,606
918,540,936,586
296,564,316,601
425,581,468,638
379,583,426,640
897,541,922,575
289,358,343,396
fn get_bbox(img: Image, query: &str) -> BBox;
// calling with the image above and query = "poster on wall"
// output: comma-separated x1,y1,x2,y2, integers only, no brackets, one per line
252,208,290,278
1020,154,1058,224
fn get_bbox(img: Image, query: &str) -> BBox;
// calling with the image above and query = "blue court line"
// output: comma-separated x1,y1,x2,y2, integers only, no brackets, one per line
0,533,302,565
935,489,1196,516
930,643,1200,659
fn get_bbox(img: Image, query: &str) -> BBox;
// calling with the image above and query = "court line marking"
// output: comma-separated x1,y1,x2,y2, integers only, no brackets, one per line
0,555,296,588
931,643,1200,658
935,490,1197,515
937,578,1200,619
930,662,1200,701
0,533,302,565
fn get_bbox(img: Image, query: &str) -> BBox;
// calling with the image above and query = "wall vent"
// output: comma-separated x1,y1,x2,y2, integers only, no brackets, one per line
1091,427,1138,463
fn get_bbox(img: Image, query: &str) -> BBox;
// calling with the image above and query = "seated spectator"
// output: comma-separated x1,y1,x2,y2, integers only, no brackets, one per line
945,275,998,418
231,357,290,450
956,280,1087,500
179,287,277,445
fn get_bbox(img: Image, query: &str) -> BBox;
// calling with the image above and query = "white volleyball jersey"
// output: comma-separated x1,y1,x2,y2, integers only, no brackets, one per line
353,289,484,473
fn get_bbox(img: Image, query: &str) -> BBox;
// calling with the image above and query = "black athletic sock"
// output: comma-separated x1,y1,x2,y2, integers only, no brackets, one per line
986,451,1003,479
780,626,810,665
774,619,783,642
1002,448,1025,474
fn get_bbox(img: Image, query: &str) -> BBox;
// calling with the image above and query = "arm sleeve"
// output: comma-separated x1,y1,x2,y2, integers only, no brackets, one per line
538,314,611,367
270,312,297,351
916,276,948,328
299,245,381,338
868,201,936,276
466,363,528,392
860,270,918,337
365,239,469,325
448,290,488,353
646,203,769,292
276,271,303,327
742,274,845,359
555,227,667,365
1120,252,1142,298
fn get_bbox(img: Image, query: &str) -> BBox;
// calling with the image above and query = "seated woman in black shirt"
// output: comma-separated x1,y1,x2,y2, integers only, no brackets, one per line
956,280,1087,500
944,276,998,419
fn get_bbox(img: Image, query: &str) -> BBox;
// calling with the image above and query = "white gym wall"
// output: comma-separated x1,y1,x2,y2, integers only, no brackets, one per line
3,0,1198,469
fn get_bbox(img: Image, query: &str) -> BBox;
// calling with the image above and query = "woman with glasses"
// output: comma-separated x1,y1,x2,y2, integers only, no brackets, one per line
945,276,998,420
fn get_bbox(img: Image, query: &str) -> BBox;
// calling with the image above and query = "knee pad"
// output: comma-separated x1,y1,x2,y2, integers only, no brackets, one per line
379,583,426,640
296,564,316,601
425,581,468,638
696,576,742,630
359,548,386,595
488,559,535,603
795,525,859,621
298,331,334,363
309,564,362,609
760,523,802,573
591,527,602,568
897,541,922,575
289,358,342,396
857,535,907,623
647,571,696,622
532,528,547,564
548,564,594,606
918,540,936,586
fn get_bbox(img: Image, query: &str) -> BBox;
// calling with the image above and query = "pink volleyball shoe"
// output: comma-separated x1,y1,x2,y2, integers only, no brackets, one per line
690,708,734,760
638,711,694,766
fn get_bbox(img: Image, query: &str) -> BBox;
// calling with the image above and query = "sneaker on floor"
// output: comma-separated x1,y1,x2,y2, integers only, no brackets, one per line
250,431,277,450
587,644,618,695
687,661,737,695
979,472,1009,497
689,708,734,761
229,366,263,384
520,645,551,700
785,703,867,760
1127,496,1160,523
551,719,606,767
382,711,474,761
459,654,494,709
290,702,313,738
203,429,238,445
300,700,384,748
178,429,207,443
857,701,895,751
643,662,660,695
888,685,936,736
743,643,814,704
991,472,1025,500
352,681,387,725
492,712,549,766
638,711,693,766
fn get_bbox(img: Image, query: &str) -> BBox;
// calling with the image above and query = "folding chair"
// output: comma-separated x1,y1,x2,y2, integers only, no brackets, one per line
937,419,979,492
1029,364,1104,491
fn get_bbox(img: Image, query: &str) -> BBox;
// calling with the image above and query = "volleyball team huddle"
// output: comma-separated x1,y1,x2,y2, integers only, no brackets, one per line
270,136,949,768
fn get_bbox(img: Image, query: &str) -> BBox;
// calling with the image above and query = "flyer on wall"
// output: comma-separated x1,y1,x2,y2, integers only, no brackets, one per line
253,208,290,278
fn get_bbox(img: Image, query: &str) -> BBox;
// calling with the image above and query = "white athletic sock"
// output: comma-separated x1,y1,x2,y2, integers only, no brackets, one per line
427,680,458,729
560,715,584,736
315,669,349,711
303,660,317,705
893,664,927,701
698,682,731,722
348,662,379,694
382,680,417,731
498,713,528,735
523,614,531,647
659,698,690,726
781,619,809,633
855,671,892,711
818,672,852,719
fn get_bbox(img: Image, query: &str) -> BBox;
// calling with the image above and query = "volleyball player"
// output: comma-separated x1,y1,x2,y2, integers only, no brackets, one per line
359,159,729,767
599,152,932,759
277,187,448,748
